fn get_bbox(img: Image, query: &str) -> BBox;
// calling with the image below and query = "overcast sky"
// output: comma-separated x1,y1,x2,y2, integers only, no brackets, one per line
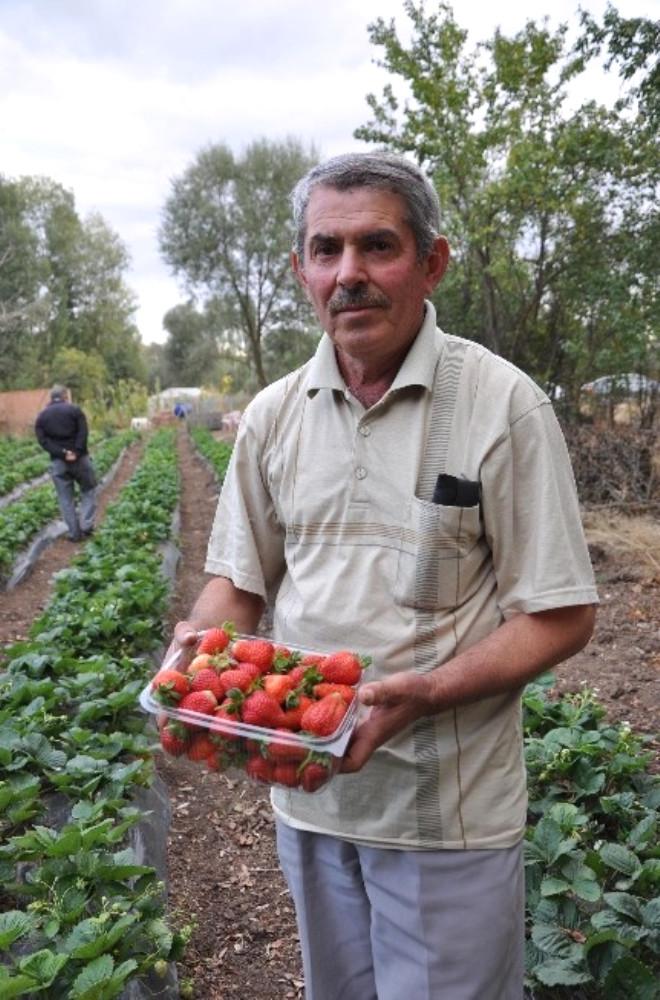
1,0,657,345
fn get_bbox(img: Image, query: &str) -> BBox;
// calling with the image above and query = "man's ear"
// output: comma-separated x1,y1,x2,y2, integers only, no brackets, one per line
291,250,307,290
424,236,450,294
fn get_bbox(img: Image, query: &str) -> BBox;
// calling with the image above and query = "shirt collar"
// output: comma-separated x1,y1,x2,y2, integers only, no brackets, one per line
306,300,442,396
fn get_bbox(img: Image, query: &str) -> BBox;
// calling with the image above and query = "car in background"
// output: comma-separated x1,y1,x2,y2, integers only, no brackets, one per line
581,373,660,396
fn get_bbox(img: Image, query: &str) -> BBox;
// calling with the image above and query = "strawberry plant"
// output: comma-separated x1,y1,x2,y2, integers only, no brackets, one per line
188,426,233,481
0,430,191,995
523,676,659,998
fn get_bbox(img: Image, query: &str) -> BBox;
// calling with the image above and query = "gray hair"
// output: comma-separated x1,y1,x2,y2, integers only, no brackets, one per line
50,384,67,401
291,152,441,261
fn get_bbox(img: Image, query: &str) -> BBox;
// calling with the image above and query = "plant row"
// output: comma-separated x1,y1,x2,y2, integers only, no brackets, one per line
0,431,138,580
523,676,659,998
188,426,233,481
0,429,188,999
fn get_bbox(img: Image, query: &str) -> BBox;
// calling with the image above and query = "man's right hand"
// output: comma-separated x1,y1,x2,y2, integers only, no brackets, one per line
64,449,77,462
161,621,200,671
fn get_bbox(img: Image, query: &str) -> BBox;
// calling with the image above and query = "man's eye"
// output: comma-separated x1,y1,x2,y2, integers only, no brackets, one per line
313,243,338,258
367,239,393,252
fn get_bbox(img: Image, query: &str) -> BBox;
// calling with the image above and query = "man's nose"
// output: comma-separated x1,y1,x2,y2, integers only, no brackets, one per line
336,248,367,287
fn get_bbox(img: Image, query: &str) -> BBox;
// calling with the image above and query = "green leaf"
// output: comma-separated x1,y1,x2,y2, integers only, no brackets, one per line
533,958,593,986
540,876,571,897
603,954,658,1000
69,954,113,999
0,911,33,950
531,923,582,960
641,898,660,931
600,843,642,878
0,971,38,998
603,892,643,923
18,949,68,987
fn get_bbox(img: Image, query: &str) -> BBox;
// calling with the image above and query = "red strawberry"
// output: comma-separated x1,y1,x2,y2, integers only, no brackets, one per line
300,759,332,792
159,720,190,756
232,638,275,674
242,690,285,729
319,651,370,686
273,761,300,787
288,665,324,692
301,693,347,736
301,653,327,668
280,693,315,731
313,682,356,704
245,755,274,783
266,730,308,762
151,669,190,704
190,668,225,700
272,646,302,673
219,662,260,694
197,623,235,655
215,698,242,740
179,690,218,716
263,673,296,703
187,732,219,762
187,652,230,676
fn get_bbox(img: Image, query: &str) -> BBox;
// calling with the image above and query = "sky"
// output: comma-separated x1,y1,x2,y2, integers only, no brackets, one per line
1,0,658,346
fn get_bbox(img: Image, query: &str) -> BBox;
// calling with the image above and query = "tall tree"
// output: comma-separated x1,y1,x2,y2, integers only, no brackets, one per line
355,2,659,406
159,137,318,388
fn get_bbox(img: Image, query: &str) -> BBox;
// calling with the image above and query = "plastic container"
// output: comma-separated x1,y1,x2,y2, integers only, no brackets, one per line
139,633,366,793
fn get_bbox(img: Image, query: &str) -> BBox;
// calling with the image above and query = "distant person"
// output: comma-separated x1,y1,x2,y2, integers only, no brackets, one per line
35,385,97,542
173,402,186,420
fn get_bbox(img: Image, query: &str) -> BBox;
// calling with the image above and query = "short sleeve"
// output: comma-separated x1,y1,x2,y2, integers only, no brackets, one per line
481,401,599,618
205,412,285,602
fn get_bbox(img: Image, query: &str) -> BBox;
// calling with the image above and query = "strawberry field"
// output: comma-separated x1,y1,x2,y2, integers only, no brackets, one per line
0,426,658,999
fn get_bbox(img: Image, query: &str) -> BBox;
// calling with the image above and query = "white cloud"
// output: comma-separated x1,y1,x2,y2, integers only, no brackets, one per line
0,0,656,344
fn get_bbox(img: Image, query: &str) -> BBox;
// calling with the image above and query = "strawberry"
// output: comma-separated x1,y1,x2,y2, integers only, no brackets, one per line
273,761,300,787
197,624,235,655
301,693,347,736
263,673,296,703
232,638,275,674
280,693,315,731
179,689,218,716
245,754,274,783
187,652,230,676
186,732,220,762
219,662,261,694
272,646,302,673
215,697,242,740
313,682,356,704
151,669,190,704
190,668,225,700
319,651,370,686
300,759,332,792
242,690,285,729
288,665,324,693
266,729,308,762
159,720,190,756
300,653,327,668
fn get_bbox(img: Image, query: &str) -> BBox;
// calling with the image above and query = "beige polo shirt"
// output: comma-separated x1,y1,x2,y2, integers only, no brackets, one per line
206,303,598,849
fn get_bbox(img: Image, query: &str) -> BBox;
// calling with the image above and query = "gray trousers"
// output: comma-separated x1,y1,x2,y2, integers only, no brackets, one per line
276,821,524,1000
50,456,97,539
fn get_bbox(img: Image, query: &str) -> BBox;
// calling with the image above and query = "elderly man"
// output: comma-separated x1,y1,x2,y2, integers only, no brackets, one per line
35,385,97,542
172,153,597,999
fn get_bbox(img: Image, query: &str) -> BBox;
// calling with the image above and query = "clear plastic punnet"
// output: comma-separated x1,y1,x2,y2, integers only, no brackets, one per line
139,629,371,793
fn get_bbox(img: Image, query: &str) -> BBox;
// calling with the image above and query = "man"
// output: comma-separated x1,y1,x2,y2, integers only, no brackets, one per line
171,153,598,999
35,385,97,542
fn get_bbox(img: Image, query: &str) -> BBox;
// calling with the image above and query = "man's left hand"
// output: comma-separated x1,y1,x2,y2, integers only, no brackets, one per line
340,671,434,773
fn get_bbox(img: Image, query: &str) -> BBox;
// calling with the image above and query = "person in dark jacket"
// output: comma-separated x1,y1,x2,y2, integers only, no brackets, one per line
35,385,97,541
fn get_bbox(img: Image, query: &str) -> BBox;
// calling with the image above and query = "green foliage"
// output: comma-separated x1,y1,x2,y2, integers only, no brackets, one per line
159,137,319,388
523,679,659,997
0,176,144,391
188,426,233,482
355,2,659,409
0,431,187,995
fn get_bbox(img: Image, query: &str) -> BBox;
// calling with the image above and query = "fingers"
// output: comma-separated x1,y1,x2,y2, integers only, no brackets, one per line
173,620,200,646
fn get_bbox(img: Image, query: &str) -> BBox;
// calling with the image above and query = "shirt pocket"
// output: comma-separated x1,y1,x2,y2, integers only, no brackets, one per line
394,495,487,610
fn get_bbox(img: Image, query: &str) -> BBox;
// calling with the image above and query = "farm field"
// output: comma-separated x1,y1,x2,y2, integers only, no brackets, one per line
0,427,658,999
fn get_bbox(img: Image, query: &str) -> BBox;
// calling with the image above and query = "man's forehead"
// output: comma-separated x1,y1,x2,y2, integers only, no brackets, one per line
305,185,410,237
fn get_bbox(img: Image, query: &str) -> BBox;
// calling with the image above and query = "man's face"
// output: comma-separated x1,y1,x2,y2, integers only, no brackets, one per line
292,185,449,368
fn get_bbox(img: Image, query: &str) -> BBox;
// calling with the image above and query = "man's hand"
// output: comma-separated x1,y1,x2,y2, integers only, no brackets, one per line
64,449,77,462
161,620,201,671
340,671,434,773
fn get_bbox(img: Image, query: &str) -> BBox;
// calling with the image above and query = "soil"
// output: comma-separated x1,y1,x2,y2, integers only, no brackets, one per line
1,428,658,1000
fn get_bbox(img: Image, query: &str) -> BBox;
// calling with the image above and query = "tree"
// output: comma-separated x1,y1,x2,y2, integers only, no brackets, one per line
161,301,220,386
159,137,318,388
355,2,659,409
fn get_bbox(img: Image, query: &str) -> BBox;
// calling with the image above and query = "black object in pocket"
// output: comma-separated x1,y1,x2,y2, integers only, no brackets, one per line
432,474,480,507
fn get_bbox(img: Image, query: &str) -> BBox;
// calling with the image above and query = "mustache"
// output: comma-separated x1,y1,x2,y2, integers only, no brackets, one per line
328,287,391,315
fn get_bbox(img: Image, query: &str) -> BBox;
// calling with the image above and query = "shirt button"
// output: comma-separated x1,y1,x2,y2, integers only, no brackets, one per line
358,424,371,437
355,467,367,480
